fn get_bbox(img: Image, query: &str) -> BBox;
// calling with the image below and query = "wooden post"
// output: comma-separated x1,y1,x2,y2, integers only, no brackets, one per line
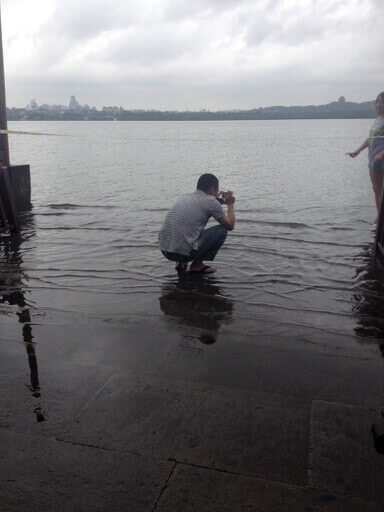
0,166,19,232
0,7,31,229
0,6,10,167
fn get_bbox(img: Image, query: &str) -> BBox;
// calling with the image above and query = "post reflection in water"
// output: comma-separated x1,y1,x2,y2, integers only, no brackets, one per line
0,213,45,421
159,274,233,344
352,242,384,355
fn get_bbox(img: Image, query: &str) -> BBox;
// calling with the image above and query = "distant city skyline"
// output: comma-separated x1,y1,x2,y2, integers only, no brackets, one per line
8,94,374,113
20,95,124,114
6,95,375,122
24,96,123,112
2,0,383,111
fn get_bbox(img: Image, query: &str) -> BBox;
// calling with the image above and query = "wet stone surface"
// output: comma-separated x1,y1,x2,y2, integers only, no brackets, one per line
59,373,311,486
0,429,174,512
1,316,384,510
155,465,381,512
309,401,384,504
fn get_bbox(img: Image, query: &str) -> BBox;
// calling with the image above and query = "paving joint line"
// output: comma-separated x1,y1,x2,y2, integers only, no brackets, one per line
168,457,304,488
167,458,382,506
306,400,316,488
151,460,177,512
54,437,112,452
0,430,381,507
68,371,118,420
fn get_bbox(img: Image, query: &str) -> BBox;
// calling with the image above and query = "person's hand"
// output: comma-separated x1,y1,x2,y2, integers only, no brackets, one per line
225,191,235,204
347,150,360,158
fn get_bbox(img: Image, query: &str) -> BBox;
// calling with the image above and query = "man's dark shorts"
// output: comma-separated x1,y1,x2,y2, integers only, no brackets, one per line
162,251,189,263
369,159,384,172
162,225,228,263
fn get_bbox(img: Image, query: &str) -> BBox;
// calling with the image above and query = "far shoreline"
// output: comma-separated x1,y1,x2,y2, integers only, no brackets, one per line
7,98,376,122
8,116,375,122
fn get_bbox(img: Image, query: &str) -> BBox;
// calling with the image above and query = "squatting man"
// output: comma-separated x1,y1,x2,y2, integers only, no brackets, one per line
158,173,235,273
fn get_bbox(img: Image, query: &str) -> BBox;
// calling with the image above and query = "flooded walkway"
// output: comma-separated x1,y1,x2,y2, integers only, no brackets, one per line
1,251,384,510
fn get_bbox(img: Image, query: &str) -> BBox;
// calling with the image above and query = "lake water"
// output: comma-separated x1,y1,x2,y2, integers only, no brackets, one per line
2,119,384,351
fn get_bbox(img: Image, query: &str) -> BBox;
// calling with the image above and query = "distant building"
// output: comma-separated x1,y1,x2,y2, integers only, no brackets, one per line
38,103,67,112
51,104,67,112
26,99,38,110
68,95,81,111
102,105,122,114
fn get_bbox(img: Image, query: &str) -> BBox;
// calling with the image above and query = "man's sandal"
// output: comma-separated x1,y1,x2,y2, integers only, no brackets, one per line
189,265,216,274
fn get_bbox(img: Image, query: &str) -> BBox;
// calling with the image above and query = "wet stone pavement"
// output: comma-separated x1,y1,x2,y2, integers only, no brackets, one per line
1,209,384,511
1,297,384,512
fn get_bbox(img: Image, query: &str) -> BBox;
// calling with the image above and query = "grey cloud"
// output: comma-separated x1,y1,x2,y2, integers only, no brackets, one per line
27,1,140,69
163,0,248,21
2,0,384,109
370,0,384,11
40,0,140,41
96,29,195,65
244,0,350,47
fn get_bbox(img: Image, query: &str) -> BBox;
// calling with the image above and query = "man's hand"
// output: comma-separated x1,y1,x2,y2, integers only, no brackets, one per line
347,150,360,158
218,191,236,230
224,191,235,204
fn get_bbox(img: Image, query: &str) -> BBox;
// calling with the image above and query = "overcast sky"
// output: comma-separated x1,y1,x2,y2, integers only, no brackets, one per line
1,0,383,110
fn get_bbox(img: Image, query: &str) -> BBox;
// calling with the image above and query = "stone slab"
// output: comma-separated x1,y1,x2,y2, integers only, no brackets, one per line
309,400,384,504
0,357,114,435
0,320,180,374
157,333,384,407
0,318,188,436
0,428,173,512
155,465,380,512
61,374,310,486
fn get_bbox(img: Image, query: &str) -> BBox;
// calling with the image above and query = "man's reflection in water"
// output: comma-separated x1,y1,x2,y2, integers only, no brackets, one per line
352,243,384,355
159,273,233,344
0,213,45,421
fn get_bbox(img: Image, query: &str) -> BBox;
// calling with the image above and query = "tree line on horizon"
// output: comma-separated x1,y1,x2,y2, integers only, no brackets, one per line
6,98,376,121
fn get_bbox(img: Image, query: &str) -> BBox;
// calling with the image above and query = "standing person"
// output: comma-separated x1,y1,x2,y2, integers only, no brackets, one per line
348,92,384,221
159,173,235,274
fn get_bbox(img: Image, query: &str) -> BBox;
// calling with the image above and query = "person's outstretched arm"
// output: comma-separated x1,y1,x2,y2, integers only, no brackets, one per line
218,192,235,231
347,138,369,158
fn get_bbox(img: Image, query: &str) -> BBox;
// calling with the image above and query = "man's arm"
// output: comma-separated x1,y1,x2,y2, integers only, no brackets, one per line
218,192,235,231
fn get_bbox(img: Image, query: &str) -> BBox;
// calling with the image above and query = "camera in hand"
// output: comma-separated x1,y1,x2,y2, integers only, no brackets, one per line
216,191,229,204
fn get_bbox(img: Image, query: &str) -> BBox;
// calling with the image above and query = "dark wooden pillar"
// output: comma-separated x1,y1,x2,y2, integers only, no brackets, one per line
0,6,10,167
0,8,31,216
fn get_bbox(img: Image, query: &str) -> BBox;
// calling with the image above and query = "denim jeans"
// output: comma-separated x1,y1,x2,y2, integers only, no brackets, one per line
162,225,228,263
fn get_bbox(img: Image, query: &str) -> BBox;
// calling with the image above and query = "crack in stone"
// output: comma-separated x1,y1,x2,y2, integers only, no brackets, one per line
151,461,177,512
54,437,112,451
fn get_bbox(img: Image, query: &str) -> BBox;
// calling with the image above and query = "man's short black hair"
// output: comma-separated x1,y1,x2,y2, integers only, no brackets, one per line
197,173,219,192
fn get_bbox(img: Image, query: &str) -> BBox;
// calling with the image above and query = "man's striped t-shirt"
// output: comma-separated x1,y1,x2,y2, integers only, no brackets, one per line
158,189,225,256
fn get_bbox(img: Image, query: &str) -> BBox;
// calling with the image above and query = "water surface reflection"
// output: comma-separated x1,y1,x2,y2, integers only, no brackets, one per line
352,243,384,352
159,274,233,344
0,214,45,421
